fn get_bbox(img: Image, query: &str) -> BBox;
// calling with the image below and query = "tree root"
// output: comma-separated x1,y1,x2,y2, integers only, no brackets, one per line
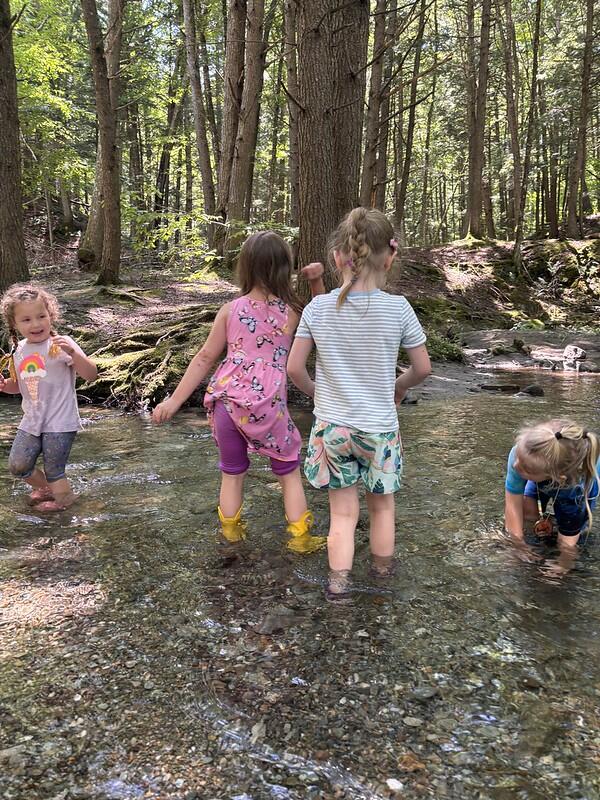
84,306,219,408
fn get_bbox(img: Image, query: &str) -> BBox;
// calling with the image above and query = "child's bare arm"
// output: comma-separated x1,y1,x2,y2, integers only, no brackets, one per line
504,490,525,539
52,336,98,382
152,304,229,423
287,337,315,398
394,344,431,402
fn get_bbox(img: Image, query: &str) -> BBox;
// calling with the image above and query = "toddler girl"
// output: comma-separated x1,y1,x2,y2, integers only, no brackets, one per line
287,207,431,600
505,419,599,569
152,231,326,553
0,283,97,510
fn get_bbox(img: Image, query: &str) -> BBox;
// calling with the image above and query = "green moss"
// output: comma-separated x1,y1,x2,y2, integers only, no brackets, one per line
424,331,465,362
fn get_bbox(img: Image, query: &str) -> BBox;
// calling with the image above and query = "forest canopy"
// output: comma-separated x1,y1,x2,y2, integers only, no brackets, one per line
0,0,598,289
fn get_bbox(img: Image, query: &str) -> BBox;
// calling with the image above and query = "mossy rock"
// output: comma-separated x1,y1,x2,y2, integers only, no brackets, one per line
424,330,465,362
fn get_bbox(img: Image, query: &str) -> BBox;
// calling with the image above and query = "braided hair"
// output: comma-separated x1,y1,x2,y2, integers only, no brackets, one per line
328,207,397,308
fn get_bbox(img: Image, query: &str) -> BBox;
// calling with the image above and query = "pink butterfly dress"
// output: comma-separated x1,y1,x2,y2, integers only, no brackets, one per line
204,296,302,462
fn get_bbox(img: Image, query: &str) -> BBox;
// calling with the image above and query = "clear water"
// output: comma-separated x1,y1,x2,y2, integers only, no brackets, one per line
0,372,599,799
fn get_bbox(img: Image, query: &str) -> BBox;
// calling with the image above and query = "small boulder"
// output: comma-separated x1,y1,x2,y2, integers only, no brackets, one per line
562,345,586,371
519,384,544,397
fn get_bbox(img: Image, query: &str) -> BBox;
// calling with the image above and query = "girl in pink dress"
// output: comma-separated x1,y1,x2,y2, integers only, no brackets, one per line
153,231,326,553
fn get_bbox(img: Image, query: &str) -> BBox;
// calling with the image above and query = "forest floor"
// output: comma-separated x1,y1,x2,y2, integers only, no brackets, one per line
13,226,600,408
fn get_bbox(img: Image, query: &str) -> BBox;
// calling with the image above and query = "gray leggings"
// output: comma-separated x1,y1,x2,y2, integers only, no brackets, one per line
8,430,77,483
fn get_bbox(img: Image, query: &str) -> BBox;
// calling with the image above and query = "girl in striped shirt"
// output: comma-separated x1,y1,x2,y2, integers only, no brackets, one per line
288,207,431,601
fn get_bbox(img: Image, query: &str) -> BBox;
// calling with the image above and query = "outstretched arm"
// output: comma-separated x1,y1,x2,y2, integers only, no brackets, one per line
152,304,229,423
394,344,431,403
287,336,315,398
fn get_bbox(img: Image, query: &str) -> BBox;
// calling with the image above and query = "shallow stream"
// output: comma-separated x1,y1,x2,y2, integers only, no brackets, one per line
1,372,599,799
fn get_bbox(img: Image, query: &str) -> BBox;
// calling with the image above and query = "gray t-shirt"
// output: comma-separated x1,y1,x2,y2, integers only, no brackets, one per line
15,336,84,436
296,288,426,432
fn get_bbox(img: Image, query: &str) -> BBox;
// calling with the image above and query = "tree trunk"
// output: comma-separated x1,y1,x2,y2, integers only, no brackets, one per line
126,101,145,238
284,0,300,228
227,0,266,235
266,55,284,219
198,11,221,172
513,0,541,270
80,0,124,284
375,0,397,210
185,112,193,231
360,0,386,208
182,0,216,227
217,0,247,224
418,0,438,244
79,142,105,268
538,79,559,237
331,1,369,225
0,0,29,289
396,0,427,241
58,179,75,231
565,0,594,238
465,0,492,239
496,0,521,237
296,0,369,289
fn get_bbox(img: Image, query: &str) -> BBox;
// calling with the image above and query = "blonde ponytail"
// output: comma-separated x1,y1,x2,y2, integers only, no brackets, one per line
517,418,600,531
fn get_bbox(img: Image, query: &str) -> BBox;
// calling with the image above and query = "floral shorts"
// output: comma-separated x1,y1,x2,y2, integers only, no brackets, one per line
304,419,402,494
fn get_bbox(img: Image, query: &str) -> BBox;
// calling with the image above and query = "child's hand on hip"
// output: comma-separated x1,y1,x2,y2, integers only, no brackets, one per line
52,336,75,356
152,398,179,424
301,262,324,282
394,385,407,404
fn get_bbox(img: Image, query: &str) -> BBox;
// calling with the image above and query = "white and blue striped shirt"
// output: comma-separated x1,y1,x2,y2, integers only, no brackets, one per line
296,288,426,432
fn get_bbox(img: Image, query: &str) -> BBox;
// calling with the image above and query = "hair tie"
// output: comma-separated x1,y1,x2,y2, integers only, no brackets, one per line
555,431,563,440
390,238,398,252
582,430,588,438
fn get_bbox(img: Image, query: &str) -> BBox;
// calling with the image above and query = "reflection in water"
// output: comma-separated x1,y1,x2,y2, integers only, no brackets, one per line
0,372,599,798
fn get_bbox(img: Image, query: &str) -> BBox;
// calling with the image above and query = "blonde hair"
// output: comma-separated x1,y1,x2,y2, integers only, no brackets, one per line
0,283,61,351
516,418,600,530
329,207,396,308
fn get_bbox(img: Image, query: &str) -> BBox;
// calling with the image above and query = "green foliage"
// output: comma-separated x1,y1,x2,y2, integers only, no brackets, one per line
423,331,466,362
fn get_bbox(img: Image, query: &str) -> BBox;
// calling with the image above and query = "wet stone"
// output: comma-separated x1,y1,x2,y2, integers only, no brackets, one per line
409,685,439,702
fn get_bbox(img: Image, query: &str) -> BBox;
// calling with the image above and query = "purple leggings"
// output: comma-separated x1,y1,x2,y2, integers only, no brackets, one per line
213,401,299,477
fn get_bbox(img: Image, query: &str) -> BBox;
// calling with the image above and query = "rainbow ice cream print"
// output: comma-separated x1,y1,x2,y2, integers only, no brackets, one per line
19,353,47,403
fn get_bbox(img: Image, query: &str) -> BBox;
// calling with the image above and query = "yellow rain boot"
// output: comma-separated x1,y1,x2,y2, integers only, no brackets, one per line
218,505,247,543
285,510,326,554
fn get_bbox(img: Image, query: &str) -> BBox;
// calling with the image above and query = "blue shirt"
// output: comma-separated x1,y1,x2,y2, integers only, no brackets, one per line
505,445,600,498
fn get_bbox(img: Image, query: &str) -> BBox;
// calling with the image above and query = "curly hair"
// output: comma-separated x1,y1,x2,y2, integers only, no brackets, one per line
0,283,61,350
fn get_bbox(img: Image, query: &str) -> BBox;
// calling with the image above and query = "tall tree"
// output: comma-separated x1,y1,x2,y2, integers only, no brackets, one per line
565,0,594,238
227,0,266,231
464,0,492,238
80,0,125,284
284,0,300,229
0,0,28,290
296,0,369,282
513,0,541,269
396,0,427,241
182,0,216,231
360,0,387,208
216,0,246,229
496,0,521,236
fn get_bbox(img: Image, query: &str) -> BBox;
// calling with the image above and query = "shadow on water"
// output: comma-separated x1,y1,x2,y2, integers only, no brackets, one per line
0,372,599,799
